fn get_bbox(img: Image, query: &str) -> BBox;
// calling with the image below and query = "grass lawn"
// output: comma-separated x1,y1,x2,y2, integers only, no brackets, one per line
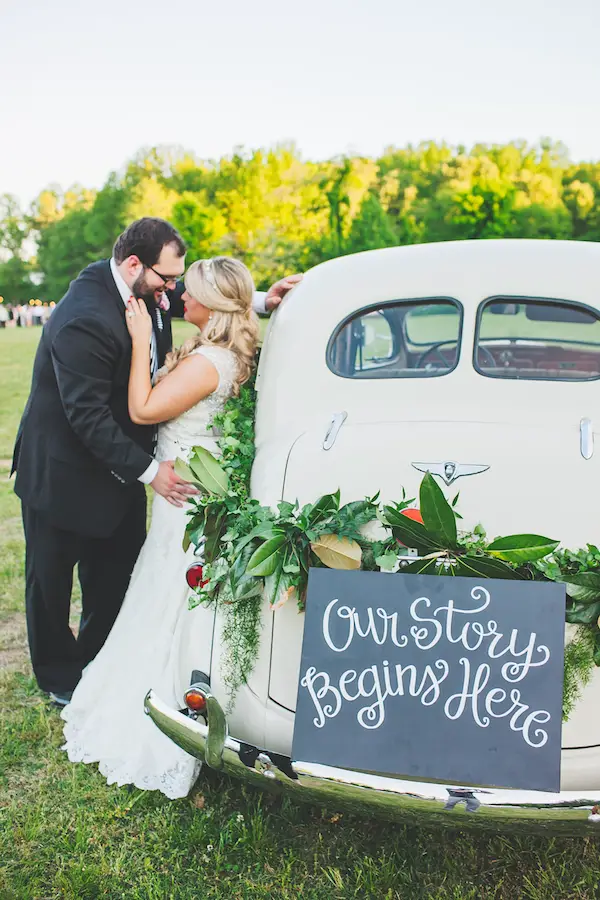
2,323,600,899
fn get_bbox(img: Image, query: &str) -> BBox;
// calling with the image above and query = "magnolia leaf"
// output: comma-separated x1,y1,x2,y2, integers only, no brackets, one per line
182,530,191,553
456,555,522,580
203,508,227,563
188,446,229,496
174,458,202,488
399,556,448,575
419,472,457,547
487,534,559,564
387,514,441,556
383,504,418,527
264,562,285,608
308,491,341,522
554,572,600,604
246,535,286,577
311,533,362,570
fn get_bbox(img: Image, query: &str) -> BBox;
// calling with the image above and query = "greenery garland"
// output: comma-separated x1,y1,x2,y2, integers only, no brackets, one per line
179,375,600,720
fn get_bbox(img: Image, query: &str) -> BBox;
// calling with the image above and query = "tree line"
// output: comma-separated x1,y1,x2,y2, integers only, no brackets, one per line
1,139,599,301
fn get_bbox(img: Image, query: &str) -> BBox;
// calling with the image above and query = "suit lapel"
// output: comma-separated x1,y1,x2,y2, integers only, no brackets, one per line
99,259,129,322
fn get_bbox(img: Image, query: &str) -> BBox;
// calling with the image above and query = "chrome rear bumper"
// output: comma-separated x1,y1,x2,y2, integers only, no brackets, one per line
144,689,600,834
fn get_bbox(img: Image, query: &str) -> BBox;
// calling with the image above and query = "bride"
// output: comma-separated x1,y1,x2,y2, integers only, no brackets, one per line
62,256,258,799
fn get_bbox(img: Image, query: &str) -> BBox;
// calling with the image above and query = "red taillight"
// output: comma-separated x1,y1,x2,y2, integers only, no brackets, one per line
184,688,207,713
396,508,425,548
186,563,207,589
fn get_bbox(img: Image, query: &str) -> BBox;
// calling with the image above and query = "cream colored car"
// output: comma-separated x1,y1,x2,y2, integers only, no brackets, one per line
146,238,600,833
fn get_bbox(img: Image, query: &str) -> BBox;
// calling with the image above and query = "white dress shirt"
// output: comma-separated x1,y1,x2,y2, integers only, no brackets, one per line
109,259,267,486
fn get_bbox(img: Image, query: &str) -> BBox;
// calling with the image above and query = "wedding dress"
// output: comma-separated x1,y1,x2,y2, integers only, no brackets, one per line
62,346,238,799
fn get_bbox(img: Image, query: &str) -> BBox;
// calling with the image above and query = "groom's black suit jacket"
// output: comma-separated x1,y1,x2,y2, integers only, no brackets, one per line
12,259,184,539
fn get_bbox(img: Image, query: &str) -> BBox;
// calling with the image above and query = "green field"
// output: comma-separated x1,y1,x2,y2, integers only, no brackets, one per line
2,324,600,899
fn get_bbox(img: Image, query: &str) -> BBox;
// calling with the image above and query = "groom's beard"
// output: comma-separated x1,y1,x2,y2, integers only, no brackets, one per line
131,272,164,308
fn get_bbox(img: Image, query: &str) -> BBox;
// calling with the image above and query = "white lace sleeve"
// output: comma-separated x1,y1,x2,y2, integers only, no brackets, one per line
190,346,238,402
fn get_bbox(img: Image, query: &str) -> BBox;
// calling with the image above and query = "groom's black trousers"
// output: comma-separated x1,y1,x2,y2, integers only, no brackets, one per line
21,498,147,694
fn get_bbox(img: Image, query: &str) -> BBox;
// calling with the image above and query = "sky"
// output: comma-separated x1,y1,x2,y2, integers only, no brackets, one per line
1,0,599,207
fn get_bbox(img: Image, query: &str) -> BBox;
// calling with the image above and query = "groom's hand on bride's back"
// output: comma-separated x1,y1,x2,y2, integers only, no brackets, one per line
151,460,198,507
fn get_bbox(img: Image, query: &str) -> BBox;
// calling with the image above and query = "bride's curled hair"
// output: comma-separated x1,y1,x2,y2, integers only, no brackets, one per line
158,256,259,394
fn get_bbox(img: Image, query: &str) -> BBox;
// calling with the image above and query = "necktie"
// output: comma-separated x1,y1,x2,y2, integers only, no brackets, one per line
130,296,159,377
150,323,158,377
151,307,162,377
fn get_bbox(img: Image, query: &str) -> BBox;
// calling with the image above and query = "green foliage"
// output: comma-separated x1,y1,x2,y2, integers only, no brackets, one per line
3,140,600,304
182,382,600,721
562,629,596,721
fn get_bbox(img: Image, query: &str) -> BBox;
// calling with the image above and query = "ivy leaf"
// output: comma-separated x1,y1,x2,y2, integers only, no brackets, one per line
456,555,522,580
376,551,398,572
246,535,286,577
188,446,230,496
566,600,600,626
419,472,457,547
229,542,263,601
594,633,600,667
310,534,362,570
277,501,297,520
554,572,600,604
234,521,281,556
487,534,560,564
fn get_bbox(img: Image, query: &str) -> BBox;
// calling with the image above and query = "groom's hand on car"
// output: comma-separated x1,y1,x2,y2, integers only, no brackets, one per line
151,460,198,507
264,274,303,312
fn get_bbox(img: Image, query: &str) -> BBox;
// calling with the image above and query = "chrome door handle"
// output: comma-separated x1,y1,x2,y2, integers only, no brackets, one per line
323,412,348,450
580,418,594,460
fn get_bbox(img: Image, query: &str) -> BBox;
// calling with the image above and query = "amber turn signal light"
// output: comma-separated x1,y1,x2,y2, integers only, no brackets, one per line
184,688,207,713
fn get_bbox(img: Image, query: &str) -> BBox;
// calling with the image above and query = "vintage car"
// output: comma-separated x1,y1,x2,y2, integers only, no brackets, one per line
145,238,600,833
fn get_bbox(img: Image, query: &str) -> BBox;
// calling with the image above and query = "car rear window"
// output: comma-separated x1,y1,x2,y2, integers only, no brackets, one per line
475,297,600,381
327,299,462,379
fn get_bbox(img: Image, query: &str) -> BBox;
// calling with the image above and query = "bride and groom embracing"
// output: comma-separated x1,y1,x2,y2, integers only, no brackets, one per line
12,217,301,799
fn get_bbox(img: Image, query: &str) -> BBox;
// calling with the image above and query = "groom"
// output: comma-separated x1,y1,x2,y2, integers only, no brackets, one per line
12,217,301,706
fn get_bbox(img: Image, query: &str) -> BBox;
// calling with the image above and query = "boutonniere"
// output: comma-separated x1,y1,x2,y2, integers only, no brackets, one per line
158,294,170,312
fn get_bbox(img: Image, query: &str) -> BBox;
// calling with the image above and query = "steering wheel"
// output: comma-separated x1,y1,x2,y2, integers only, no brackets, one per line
415,341,457,369
415,341,496,369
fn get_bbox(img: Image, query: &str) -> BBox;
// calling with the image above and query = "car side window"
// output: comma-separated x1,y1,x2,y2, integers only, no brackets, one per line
328,299,462,379
475,298,600,381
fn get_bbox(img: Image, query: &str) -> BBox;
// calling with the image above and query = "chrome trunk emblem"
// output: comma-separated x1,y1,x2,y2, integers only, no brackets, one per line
411,461,490,486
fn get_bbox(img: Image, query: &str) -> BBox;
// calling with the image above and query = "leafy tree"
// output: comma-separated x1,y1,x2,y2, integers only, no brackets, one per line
346,193,397,253
1,140,599,300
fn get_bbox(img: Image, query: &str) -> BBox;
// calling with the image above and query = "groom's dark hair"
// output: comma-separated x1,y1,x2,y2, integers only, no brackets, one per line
113,217,186,266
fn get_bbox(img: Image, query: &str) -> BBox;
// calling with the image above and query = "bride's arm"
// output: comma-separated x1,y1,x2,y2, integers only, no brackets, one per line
126,299,218,426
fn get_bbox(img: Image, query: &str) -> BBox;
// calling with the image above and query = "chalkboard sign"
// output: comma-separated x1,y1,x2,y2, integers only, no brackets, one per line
292,569,566,792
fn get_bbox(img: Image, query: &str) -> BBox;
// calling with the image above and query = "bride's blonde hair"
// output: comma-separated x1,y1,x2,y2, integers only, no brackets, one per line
158,257,259,394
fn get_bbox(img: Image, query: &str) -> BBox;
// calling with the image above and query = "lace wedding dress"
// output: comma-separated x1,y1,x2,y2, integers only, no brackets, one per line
62,346,238,799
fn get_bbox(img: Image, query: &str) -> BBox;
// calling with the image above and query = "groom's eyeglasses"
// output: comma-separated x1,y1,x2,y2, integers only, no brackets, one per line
145,264,181,289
